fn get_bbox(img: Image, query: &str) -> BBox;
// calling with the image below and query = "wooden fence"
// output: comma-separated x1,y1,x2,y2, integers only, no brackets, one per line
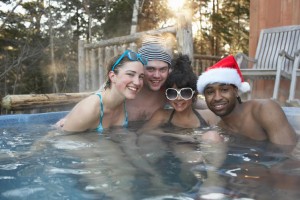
78,16,221,92
79,20,188,92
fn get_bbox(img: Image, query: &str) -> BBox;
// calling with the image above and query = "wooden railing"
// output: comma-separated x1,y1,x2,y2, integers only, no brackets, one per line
0,55,220,114
193,54,222,75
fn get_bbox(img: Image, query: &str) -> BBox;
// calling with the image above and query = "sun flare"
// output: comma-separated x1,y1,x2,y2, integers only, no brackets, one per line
167,0,185,11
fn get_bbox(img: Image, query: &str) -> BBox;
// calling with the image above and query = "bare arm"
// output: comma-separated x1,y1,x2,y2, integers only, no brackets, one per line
256,100,297,146
62,95,99,132
138,108,169,133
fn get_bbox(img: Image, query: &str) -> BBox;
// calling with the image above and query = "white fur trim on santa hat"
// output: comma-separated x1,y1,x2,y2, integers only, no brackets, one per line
197,68,251,94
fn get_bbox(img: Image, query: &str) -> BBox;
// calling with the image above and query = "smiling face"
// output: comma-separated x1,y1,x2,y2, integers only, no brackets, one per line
167,85,195,112
203,83,238,117
143,60,169,91
110,61,145,99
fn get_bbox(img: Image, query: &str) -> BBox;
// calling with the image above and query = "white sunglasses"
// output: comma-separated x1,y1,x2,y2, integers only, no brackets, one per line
165,88,195,100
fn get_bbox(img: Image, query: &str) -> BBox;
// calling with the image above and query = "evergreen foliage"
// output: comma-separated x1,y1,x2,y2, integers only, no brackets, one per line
0,0,249,96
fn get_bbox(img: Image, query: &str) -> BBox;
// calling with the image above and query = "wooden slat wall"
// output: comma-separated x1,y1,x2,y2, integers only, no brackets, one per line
249,0,300,103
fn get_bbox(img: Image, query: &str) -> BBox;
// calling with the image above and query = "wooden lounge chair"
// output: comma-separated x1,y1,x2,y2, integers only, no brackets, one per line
235,25,300,101
288,49,300,103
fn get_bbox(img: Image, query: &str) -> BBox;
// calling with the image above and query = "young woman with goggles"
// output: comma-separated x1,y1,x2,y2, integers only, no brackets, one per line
43,50,153,200
57,50,147,132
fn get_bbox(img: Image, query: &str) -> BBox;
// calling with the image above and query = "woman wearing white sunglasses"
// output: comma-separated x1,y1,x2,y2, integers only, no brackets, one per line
140,54,220,133
138,55,224,189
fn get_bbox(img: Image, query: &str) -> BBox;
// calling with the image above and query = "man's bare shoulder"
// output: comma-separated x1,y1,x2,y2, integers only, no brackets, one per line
128,90,165,106
244,99,290,130
126,90,167,122
245,99,283,113
153,107,172,117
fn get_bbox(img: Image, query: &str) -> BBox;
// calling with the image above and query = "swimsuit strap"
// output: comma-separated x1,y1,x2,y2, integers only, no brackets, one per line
123,101,128,127
167,109,176,124
95,92,128,132
192,108,209,127
95,93,104,132
168,109,208,128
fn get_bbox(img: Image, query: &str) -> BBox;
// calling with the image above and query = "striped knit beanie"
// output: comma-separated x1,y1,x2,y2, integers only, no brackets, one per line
138,37,172,66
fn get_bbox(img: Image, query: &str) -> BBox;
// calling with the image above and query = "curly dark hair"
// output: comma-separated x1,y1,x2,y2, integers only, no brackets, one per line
166,54,198,92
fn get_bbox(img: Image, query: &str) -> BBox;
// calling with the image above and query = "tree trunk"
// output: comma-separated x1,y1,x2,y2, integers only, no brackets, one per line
130,0,139,34
49,0,58,93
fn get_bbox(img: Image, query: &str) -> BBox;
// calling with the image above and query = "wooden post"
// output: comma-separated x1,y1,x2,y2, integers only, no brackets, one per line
129,42,137,52
90,49,98,90
194,59,200,75
176,12,194,63
85,48,90,91
78,40,86,92
104,46,112,75
113,45,119,56
120,44,127,52
98,48,105,88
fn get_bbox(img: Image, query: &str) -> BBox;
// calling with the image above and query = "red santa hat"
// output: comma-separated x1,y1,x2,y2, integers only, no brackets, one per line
197,55,251,94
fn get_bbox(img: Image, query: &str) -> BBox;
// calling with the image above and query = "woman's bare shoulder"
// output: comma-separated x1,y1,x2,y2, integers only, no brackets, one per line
66,94,100,121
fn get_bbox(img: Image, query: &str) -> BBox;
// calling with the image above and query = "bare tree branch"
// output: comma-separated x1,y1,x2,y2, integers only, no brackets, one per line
0,0,23,31
0,44,42,80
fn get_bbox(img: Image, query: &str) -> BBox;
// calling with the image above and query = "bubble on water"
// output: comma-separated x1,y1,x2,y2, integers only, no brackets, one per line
2,187,45,198
0,176,15,180
52,140,90,150
47,166,91,175
201,193,227,199
0,163,23,170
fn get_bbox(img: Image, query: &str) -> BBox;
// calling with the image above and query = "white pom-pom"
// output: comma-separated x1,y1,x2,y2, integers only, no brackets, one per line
240,82,251,93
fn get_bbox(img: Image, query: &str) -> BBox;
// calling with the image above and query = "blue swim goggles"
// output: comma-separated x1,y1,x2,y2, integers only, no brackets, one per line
111,50,148,71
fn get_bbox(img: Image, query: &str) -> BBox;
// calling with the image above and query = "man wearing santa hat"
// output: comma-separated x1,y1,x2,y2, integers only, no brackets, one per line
197,55,297,146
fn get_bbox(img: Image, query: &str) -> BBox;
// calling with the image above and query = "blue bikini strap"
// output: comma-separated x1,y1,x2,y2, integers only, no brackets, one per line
95,93,104,132
123,101,128,127
95,92,128,132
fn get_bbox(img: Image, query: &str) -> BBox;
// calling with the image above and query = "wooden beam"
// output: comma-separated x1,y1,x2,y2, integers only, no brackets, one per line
84,26,177,49
1,93,92,111
78,40,86,92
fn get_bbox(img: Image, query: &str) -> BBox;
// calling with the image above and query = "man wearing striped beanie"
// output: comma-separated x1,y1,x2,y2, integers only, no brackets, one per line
127,36,172,122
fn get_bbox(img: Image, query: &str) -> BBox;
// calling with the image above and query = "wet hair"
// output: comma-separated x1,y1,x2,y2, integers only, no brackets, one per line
237,96,242,104
104,53,132,89
166,54,198,99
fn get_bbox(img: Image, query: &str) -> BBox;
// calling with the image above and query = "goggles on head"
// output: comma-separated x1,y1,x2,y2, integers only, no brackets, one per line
111,50,148,71
165,88,195,101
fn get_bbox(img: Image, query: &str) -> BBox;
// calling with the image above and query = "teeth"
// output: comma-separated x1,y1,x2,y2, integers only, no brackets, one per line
214,104,224,109
128,86,137,91
175,102,184,107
